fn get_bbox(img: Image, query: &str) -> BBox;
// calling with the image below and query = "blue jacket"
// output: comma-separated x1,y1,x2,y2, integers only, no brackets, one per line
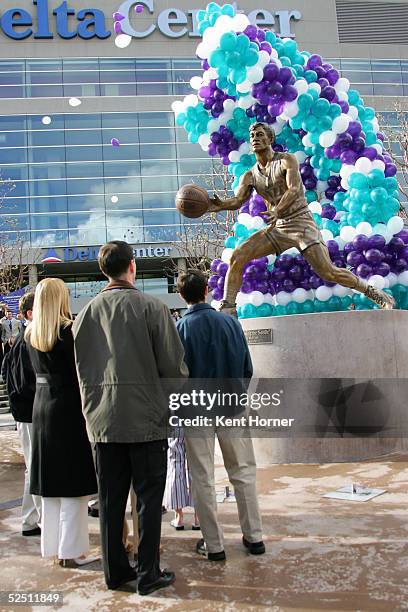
176,303,253,379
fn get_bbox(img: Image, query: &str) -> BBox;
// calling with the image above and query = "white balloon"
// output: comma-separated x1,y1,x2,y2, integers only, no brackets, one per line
190,76,202,90
171,100,184,114
207,119,220,134
334,77,350,93
257,50,270,67
308,82,321,96
221,248,234,263
270,48,279,60
198,133,211,148
315,286,332,301
333,284,351,297
332,114,350,135
340,225,357,242
340,178,349,190
294,151,307,163
293,288,308,304
294,79,308,94
385,231,394,244
368,274,386,290
267,254,276,265
387,216,404,235
246,65,263,84
249,216,266,230
239,141,251,154
196,42,209,59
355,221,372,237
387,272,398,287
68,97,81,107
115,34,132,48
316,180,328,194
184,94,199,108
347,106,359,120
41,116,51,125
236,80,252,94
237,212,252,227
334,236,346,249
282,100,299,119
229,150,241,163
250,291,264,307
372,160,386,172
355,157,372,175
372,223,388,237
236,291,246,307
373,144,383,155
223,99,235,112
398,271,408,286
110,195,119,203
214,15,233,31
232,13,250,31
340,164,355,178
302,134,313,148
319,130,337,148
238,93,255,108
276,291,291,306
263,293,276,305
337,91,348,102
308,201,322,214
321,229,334,242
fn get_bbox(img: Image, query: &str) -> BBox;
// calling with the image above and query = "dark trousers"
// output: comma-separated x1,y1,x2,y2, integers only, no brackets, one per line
95,440,167,589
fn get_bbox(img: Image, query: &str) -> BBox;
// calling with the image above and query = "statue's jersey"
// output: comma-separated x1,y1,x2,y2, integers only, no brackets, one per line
244,153,308,220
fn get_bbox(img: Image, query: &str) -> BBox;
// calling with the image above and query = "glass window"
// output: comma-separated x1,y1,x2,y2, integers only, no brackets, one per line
143,209,180,225
103,160,141,177
100,66,136,83
66,162,103,178
177,143,206,159
27,130,65,147
340,60,371,71
65,145,103,162
140,277,169,294
104,176,142,194
0,197,29,214
0,214,29,231
138,127,175,144
142,191,176,209
67,195,105,211
27,71,62,85
106,210,145,242
178,159,213,176
172,59,201,69
30,179,66,197
102,128,139,145
31,229,69,247
66,178,104,195
103,144,140,161
68,211,107,245
28,147,65,164
105,194,143,210
0,85,25,98
144,225,180,242
27,85,64,97
373,83,403,96
100,58,136,71
30,196,68,214
141,159,177,175
100,83,136,96
138,112,174,128
64,114,101,129
27,115,64,131
135,62,172,94
0,60,25,72
372,70,402,84
0,115,25,131
0,165,28,182
0,148,27,164
29,164,65,180
140,143,176,160
141,175,178,192
63,59,99,71
101,113,137,128
65,130,102,146
64,84,101,96
0,131,26,147
6,182,28,198
30,213,68,230
27,60,62,72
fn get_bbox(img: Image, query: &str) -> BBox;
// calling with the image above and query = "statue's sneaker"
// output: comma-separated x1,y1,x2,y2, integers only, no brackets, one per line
218,300,237,317
364,285,395,310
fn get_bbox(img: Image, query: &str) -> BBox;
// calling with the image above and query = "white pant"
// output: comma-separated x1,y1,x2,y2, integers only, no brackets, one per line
41,496,90,559
17,422,41,532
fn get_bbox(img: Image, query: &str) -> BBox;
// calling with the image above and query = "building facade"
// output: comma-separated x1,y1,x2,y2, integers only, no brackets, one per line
0,0,407,311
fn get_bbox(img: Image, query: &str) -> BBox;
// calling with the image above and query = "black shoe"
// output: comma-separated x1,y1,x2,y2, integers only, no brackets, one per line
162,506,167,514
195,538,226,561
88,507,99,518
138,570,175,596
107,570,138,590
22,527,41,536
242,537,266,555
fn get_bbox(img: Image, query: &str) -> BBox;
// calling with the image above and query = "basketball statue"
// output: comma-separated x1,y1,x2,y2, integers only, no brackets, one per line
205,122,395,315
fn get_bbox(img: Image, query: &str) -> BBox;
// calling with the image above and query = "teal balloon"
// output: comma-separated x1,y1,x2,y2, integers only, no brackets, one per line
328,103,342,119
348,90,360,105
331,159,342,173
303,115,318,132
225,236,237,248
365,132,377,146
365,106,375,120
175,113,186,126
306,190,317,204
368,169,385,188
298,93,314,111
349,173,369,190
274,305,286,316
257,303,274,317
384,177,398,192
279,56,292,67
301,300,315,314
265,31,277,45
209,49,225,68
221,3,235,16
233,222,248,238
327,296,342,311
241,303,257,318
341,296,352,309
304,70,317,83
317,169,330,181
236,33,250,53
312,98,330,117
314,299,327,313
370,187,388,205
318,116,333,132
236,236,248,246
230,68,246,84
245,48,259,67
286,302,299,315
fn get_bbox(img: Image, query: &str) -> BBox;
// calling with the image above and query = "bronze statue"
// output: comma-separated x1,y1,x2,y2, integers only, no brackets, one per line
208,122,395,315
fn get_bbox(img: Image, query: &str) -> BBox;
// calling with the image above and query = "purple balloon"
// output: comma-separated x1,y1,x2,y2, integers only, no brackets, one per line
353,234,369,252
389,237,404,252
264,63,280,81
326,240,340,256
348,121,362,138
212,288,223,301
111,138,120,147
279,67,293,85
321,204,336,220
346,251,365,267
273,267,286,281
288,265,303,281
277,254,293,270
112,11,125,20
217,262,229,277
363,147,377,161
308,54,322,70
210,258,221,272
208,275,219,289
240,202,250,214
321,86,336,102
217,277,225,289
340,150,358,165
365,249,384,264
283,279,295,293
367,234,386,250
396,229,408,245
304,177,317,190
260,41,272,54
339,101,350,114
257,280,269,294
310,274,323,289
244,25,258,40
317,78,329,90
114,21,122,33
135,4,143,12
395,258,408,272
326,68,340,85
356,263,372,278
385,164,397,177
299,278,310,290
282,84,298,102
241,280,253,294
344,242,355,256
373,262,391,277
256,28,266,41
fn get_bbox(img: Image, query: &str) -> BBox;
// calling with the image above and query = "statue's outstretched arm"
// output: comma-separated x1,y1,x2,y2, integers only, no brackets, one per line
208,170,253,212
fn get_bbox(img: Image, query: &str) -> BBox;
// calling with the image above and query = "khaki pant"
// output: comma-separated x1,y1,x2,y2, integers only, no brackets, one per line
185,430,263,553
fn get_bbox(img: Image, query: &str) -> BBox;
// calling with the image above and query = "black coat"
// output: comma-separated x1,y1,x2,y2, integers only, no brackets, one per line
2,326,35,422
28,324,97,498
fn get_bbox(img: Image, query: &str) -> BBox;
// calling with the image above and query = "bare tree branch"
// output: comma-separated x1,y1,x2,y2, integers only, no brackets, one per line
380,105,408,219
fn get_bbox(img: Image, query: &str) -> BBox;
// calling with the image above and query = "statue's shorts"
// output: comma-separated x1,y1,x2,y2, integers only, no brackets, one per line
260,210,325,256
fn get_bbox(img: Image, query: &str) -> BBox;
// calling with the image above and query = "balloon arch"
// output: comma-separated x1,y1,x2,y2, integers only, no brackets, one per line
165,3,408,318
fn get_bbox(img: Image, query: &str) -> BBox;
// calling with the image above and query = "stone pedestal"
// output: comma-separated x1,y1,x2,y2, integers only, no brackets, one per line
241,310,408,464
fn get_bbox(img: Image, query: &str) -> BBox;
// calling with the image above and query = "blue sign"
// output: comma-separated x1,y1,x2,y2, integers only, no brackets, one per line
0,0,111,40
41,245,173,263
0,288,25,315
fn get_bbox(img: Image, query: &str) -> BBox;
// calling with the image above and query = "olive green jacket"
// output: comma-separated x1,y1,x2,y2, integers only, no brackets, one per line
72,287,188,443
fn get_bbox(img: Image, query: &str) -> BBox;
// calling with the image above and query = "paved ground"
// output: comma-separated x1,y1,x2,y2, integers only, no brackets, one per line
1,429,408,611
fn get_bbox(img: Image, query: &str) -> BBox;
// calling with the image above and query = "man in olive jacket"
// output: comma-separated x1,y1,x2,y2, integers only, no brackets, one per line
73,240,188,595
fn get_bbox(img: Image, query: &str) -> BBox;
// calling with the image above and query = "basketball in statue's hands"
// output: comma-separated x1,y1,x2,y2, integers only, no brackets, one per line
175,184,210,218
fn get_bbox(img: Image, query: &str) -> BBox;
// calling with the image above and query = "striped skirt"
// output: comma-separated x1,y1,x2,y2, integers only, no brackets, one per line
163,428,194,510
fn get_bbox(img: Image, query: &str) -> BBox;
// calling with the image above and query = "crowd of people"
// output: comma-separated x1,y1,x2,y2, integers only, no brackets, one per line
3,240,265,596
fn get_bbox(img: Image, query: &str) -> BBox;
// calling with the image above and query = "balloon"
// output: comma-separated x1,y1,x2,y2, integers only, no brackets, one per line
387,216,404,235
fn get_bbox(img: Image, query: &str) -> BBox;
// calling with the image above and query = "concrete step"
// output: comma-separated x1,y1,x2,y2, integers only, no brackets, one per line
0,407,10,415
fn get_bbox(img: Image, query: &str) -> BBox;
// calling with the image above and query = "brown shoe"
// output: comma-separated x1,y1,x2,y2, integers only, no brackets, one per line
364,285,395,310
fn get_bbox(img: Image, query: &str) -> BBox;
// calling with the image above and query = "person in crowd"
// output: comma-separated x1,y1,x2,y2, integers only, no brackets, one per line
164,429,200,531
25,278,98,567
172,310,181,323
0,303,7,371
2,292,41,536
0,303,8,320
2,311,20,355
176,270,265,561
73,240,188,595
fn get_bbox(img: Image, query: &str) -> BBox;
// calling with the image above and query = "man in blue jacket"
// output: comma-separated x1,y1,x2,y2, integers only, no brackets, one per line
176,270,264,561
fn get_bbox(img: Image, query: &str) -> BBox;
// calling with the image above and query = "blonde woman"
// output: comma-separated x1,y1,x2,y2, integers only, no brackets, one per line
26,279,98,567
